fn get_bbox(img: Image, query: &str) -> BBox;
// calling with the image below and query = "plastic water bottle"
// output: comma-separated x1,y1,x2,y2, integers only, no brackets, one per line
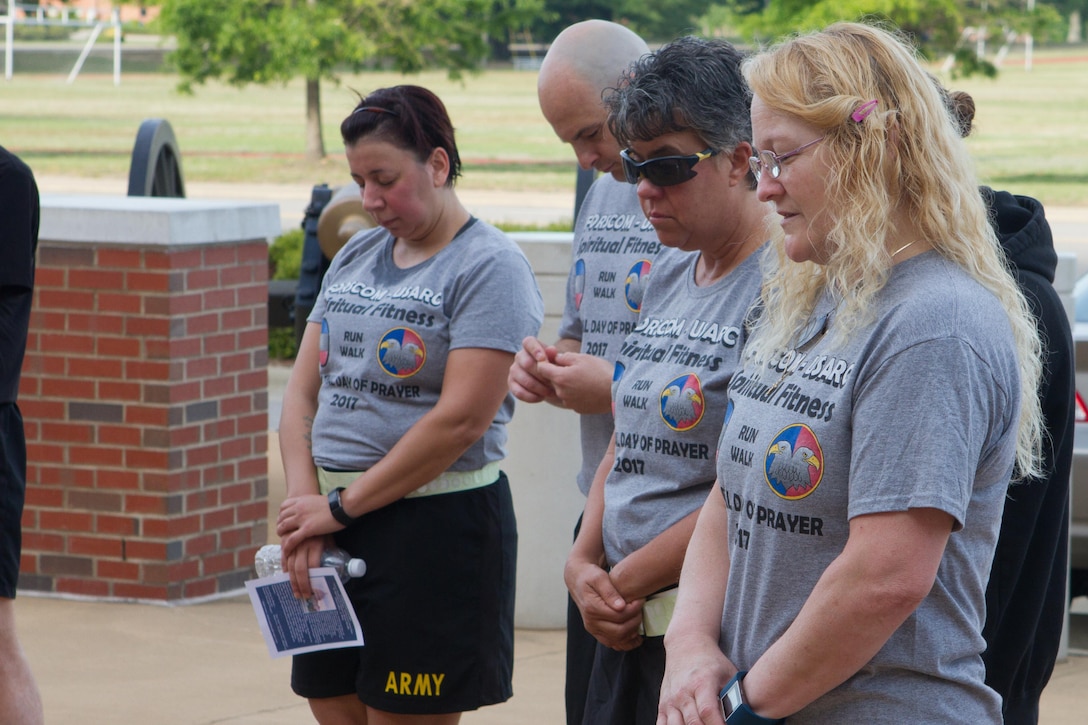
254,543,366,582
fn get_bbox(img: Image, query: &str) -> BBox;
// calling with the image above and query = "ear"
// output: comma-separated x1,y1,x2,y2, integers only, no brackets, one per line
727,142,754,186
427,147,451,187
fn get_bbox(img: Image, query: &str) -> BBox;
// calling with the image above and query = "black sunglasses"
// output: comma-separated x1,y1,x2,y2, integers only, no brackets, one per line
619,147,718,187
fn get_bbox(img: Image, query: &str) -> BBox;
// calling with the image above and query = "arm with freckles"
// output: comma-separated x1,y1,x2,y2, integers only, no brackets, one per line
277,345,516,571
739,507,954,721
565,434,646,650
657,487,738,725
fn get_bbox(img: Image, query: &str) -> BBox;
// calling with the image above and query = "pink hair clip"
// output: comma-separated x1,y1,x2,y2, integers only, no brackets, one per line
851,99,878,122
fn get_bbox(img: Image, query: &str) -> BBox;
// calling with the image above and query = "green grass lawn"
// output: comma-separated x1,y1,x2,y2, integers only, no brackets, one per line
1,43,1085,206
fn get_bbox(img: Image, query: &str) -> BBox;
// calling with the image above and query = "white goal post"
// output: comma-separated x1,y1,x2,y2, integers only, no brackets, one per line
2,0,123,84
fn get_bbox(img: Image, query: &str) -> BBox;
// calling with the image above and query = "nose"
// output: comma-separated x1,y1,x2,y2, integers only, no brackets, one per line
636,177,663,201
573,142,599,171
755,172,782,203
361,185,384,213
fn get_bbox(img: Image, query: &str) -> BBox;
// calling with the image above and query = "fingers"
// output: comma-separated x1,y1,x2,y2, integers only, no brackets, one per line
521,335,550,359
537,353,615,414
509,341,559,403
508,358,553,402
286,536,328,600
286,540,314,599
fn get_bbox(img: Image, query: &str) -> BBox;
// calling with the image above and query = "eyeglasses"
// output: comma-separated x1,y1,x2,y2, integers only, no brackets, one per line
748,137,823,181
620,147,718,187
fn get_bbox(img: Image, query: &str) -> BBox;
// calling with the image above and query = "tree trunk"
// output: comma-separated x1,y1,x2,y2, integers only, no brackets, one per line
305,77,325,162
1069,11,1082,44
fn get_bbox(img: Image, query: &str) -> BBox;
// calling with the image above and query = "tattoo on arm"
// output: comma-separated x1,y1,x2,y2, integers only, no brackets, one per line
303,415,314,453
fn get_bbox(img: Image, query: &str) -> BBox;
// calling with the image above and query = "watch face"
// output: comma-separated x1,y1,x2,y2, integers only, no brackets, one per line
719,680,743,719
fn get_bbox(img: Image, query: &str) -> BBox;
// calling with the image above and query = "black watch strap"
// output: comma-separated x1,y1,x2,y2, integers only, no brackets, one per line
720,671,784,725
328,487,357,526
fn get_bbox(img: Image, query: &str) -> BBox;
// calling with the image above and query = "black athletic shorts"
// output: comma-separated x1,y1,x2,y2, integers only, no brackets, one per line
582,635,666,725
291,472,516,714
0,404,28,599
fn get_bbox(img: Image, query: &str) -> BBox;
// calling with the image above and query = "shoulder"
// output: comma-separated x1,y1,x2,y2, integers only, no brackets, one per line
335,226,390,263
643,246,691,282
451,220,537,281
458,219,531,261
0,145,37,196
874,254,1015,361
577,175,643,221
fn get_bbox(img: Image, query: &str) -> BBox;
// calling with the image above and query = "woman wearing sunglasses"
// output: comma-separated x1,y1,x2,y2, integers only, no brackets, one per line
656,23,1044,724
563,36,769,725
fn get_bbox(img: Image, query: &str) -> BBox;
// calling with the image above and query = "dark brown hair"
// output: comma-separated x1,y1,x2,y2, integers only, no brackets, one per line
340,85,462,186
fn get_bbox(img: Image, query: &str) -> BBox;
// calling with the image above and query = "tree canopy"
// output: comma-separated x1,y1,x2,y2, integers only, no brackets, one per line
158,0,545,160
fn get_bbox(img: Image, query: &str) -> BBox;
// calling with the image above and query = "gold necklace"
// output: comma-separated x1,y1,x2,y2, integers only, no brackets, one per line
890,240,917,259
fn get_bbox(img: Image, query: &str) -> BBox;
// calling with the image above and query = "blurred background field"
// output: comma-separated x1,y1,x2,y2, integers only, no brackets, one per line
1,41,1086,208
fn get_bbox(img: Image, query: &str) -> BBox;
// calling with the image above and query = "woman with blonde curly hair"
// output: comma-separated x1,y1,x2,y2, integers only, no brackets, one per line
656,22,1043,724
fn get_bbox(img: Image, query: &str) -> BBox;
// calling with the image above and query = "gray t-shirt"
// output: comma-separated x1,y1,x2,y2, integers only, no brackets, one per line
558,175,662,495
717,252,1017,722
308,218,543,472
603,245,764,566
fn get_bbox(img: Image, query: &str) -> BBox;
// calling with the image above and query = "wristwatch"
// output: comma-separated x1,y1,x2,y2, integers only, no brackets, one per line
328,487,358,526
719,671,784,724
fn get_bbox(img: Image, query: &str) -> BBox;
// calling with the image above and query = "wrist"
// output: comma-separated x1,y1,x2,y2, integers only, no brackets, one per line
719,671,784,725
328,487,359,526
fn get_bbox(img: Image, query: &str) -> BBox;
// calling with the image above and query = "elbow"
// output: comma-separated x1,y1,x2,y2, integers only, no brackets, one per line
445,413,493,453
858,570,933,624
879,578,930,619
830,552,935,624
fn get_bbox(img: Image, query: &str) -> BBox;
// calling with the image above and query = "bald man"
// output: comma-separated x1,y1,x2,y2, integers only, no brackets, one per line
506,20,659,725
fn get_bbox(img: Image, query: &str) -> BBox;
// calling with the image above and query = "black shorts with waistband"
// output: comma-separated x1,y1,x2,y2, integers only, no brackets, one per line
291,471,516,714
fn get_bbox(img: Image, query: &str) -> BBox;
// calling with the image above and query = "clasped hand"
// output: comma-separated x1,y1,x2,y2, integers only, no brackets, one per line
656,635,737,725
276,493,342,597
564,556,645,651
508,336,613,414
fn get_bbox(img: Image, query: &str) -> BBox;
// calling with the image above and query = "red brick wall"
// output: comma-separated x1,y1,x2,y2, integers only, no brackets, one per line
18,239,269,601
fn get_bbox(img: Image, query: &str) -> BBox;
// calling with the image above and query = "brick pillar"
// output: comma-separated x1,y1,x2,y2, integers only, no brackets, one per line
17,196,281,602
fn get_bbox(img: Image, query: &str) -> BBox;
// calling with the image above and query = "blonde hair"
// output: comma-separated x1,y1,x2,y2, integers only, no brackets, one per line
742,22,1043,479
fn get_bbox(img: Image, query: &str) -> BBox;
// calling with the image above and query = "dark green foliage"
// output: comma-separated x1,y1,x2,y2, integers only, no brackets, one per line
269,228,304,281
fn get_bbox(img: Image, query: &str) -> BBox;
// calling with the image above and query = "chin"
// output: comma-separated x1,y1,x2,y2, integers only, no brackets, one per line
783,237,816,265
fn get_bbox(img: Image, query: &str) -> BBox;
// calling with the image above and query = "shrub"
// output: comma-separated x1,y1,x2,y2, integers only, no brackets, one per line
269,228,304,280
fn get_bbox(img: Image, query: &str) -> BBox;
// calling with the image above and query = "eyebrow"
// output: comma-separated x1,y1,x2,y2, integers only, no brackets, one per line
626,142,687,161
572,123,602,142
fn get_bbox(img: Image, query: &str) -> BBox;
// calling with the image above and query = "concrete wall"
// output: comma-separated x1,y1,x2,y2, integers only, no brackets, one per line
505,233,586,629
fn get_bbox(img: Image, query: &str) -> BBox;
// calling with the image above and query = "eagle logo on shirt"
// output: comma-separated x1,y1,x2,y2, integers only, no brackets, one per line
764,424,823,500
625,259,652,313
612,361,626,417
660,374,704,432
573,258,586,311
377,328,426,378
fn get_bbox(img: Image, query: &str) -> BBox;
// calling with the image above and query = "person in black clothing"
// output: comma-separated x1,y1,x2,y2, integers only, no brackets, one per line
0,144,45,725
947,89,1075,725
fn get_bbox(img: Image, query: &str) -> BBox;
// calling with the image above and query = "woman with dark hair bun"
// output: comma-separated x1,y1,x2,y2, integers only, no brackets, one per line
275,85,543,725
942,83,1074,725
